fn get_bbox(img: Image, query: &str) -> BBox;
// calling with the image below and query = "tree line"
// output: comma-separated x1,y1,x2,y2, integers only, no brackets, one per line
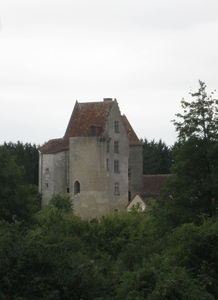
1,80,218,299
1,141,39,185
1,137,175,183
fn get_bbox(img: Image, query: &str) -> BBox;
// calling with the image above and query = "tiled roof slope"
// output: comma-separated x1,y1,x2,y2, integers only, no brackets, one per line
64,101,114,138
142,174,171,198
122,115,143,146
39,100,142,154
39,138,69,154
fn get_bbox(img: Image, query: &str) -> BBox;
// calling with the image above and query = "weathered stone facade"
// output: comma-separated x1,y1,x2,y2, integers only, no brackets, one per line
39,99,143,218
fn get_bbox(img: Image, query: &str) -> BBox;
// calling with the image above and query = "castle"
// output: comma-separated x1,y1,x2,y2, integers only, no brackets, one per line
39,98,143,218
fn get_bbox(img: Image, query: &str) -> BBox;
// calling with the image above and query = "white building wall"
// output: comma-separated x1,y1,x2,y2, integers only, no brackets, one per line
40,151,68,206
127,194,146,211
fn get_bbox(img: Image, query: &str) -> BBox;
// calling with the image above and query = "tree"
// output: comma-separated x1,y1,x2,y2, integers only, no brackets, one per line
173,81,218,142
161,81,218,226
48,194,73,212
0,147,40,223
166,218,218,298
142,138,172,174
1,141,39,185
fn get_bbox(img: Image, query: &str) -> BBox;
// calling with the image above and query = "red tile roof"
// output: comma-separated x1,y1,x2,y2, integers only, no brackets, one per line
39,138,69,154
122,115,143,146
39,100,142,154
64,100,114,138
142,174,171,197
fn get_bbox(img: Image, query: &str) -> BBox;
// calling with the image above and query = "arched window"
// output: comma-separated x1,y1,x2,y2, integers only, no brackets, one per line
74,181,80,195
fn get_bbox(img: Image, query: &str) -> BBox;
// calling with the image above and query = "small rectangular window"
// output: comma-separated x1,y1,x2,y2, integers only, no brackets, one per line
114,182,120,195
90,126,96,136
45,182,49,188
107,140,110,153
45,168,49,174
114,141,119,153
114,121,119,133
106,159,109,171
114,160,119,173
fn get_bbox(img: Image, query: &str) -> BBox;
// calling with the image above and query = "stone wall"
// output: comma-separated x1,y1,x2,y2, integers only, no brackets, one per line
69,136,109,218
106,101,129,213
128,145,143,199
39,151,68,206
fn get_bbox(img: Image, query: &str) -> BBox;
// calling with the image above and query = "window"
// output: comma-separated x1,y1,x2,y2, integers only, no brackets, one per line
90,125,96,136
107,140,110,153
114,160,119,173
114,121,119,133
114,141,119,153
114,182,120,195
106,158,109,171
45,182,49,188
74,181,80,195
45,168,49,174
128,168,131,179
67,187,69,193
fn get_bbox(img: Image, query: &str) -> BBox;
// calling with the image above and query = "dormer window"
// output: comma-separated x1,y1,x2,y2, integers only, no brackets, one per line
90,125,96,136
90,125,101,136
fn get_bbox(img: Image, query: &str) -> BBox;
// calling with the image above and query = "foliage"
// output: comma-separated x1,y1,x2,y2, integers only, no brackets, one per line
1,210,217,299
158,81,218,227
173,81,218,142
48,194,73,213
1,141,39,185
0,212,118,300
0,147,40,223
166,218,218,298
117,255,213,300
142,138,173,174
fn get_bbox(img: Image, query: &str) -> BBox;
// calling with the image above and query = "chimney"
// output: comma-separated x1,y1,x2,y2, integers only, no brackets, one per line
103,98,113,102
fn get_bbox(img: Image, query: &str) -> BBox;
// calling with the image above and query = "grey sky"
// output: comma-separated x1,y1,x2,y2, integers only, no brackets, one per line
1,0,218,146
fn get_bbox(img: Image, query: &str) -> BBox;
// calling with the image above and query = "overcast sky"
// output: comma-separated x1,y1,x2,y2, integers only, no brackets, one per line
1,0,218,146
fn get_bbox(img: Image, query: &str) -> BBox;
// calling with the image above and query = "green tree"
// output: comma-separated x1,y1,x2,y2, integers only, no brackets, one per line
48,194,73,212
166,218,218,298
116,254,213,300
0,211,118,299
143,138,172,174
0,147,40,223
173,81,218,142
1,141,39,185
160,81,218,227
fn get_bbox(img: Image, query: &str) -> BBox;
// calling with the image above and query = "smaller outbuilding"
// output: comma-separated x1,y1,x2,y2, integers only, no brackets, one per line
126,193,147,212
